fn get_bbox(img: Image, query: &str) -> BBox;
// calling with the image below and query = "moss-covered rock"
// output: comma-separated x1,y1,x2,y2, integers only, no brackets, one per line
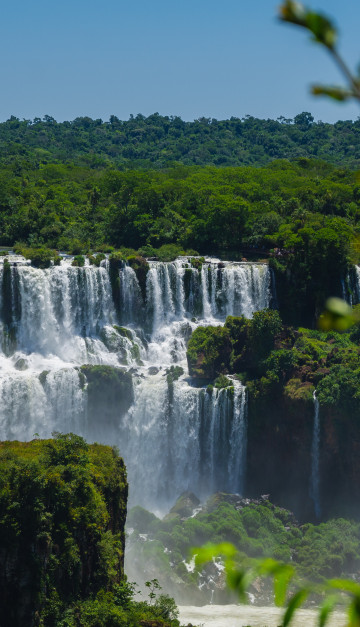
166,365,184,384
284,377,315,402
113,325,133,341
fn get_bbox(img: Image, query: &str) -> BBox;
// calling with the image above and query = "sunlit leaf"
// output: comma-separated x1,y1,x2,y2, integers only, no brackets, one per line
279,1,307,26
318,594,340,627
327,578,360,596
192,542,237,567
255,559,294,606
274,565,295,607
311,85,352,101
282,588,309,627
226,566,255,603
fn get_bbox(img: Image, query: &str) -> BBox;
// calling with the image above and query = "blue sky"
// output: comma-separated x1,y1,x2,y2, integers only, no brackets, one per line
1,0,359,123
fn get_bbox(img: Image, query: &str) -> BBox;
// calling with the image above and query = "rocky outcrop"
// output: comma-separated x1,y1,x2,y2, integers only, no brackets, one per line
247,390,360,521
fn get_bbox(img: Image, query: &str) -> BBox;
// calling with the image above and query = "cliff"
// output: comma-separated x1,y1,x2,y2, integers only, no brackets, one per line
0,434,128,627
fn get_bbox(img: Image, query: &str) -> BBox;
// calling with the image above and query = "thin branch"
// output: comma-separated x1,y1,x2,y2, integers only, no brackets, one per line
329,48,360,102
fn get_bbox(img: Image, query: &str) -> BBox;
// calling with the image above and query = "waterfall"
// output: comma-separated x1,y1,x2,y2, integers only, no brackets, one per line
122,375,247,511
118,258,272,328
310,391,321,519
352,266,360,305
0,254,272,512
0,368,86,441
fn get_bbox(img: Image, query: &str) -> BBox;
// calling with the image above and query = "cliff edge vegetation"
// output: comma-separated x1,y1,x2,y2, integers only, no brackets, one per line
0,434,179,627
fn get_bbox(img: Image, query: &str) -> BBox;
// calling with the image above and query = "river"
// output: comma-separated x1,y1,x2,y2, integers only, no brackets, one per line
178,604,346,626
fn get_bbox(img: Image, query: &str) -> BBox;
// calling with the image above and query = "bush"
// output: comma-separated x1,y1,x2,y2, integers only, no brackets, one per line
187,325,232,378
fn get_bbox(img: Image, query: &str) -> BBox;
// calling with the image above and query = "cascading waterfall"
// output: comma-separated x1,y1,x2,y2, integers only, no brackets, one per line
310,391,321,519
120,258,272,325
122,375,247,510
0,254,272,511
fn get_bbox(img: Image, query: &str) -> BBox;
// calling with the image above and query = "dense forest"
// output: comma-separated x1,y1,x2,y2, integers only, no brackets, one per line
2,113,360,169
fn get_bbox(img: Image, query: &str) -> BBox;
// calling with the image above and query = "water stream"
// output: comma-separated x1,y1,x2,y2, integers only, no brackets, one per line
310,390,321,519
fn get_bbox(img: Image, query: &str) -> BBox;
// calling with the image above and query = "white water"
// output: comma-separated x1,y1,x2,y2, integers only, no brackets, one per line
0,255,271,510
178,604,346,627
310,391,321,519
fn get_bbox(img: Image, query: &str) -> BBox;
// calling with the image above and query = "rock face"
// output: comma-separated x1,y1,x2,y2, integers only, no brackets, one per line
247,394,315,520
0,435,128,627
247,393,360,521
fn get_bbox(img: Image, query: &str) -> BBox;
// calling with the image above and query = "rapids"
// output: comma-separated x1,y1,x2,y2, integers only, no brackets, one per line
178,604,346,627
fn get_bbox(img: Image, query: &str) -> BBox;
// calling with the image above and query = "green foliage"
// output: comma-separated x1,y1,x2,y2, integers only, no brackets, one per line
3,114,360,171
0,435,128,626
71,254,85,267
279,2,360,105
166,365,184,384
248,309,282,361
155,243,185,262
13,243,61,268
0,150,358,327
187,325,232,378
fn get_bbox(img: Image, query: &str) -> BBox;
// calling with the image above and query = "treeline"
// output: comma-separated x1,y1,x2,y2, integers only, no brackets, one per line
2,112,360,169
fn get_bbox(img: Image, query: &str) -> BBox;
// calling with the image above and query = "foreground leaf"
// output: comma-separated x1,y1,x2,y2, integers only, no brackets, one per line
282,588,309,626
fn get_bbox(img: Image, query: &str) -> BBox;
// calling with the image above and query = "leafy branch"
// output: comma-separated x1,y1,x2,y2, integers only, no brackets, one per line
278,1,360,103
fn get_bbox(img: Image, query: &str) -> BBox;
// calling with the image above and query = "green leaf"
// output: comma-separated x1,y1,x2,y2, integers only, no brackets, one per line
255,560,295,606
226,565,256,603
278,2,337,49
274,565,295,607
318,595,340,627
318,298,356,332
311,85,352,101
192,542,237,567
305,12,337,48
282,589,308,627
347,596,360,627
327,578,360,596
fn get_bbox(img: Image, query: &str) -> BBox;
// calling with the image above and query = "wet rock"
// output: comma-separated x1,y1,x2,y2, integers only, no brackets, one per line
164,491,201,521
14,358,28,371
148,366,159,375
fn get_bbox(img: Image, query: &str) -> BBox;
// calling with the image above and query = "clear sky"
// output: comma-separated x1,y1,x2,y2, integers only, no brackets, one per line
1,0,359,124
